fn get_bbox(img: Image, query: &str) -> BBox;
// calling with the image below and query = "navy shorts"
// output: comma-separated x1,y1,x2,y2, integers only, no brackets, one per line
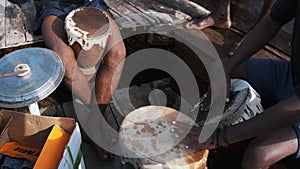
246,58,300,158
33,0,108,35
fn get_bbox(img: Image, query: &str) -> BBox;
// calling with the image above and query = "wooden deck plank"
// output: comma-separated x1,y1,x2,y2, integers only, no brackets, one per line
125,0,191,24
0,0,5,47
5,0,26,47
105,0,150,29
19,0,42,43
105,0,197,30
153,0,210,18
0,0,41,49
192,0,292,56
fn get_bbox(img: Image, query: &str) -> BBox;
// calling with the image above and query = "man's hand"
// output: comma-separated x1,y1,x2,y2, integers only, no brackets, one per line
200,64,231,112
170,121,228,150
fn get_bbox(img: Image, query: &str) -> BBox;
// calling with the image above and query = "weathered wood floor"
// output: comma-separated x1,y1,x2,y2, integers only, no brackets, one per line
0,0,298,168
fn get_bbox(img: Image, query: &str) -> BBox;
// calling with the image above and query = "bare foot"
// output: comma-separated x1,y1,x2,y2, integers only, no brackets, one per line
186,0,231,30
185,15,231,30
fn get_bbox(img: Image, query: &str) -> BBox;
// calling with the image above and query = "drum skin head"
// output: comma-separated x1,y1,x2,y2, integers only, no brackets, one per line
65,7,111,50
71,7,109,38
0,48,64,108
120,106,208,169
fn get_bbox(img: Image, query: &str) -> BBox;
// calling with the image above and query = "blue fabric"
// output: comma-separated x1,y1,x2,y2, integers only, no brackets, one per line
33,0,108,35
246,58,300,158
246,58,295,102
21,159,35,169
1,156,24,169
1,156,34,169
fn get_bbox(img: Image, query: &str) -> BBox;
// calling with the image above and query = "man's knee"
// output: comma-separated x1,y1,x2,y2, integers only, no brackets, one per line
242,139,274,169
104,41,126,67
54,47,77,81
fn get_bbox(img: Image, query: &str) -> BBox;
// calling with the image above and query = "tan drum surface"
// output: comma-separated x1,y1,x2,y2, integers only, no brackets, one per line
65,7,111,51
120,106,209,169
64,7,111,76
70,7,109,38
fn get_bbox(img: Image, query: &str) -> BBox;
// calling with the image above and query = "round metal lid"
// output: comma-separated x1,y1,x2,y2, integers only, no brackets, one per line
0,47,65,108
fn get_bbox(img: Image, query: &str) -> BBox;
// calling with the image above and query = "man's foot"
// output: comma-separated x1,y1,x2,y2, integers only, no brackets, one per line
186,0,231,30
185,14,231,30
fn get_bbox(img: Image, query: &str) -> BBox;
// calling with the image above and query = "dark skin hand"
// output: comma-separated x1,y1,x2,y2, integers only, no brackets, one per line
170,121,218,150
173,95,300,150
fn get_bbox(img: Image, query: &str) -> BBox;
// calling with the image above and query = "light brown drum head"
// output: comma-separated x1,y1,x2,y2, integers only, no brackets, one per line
70,7,109,38
120,106,208,168
65,7,111,50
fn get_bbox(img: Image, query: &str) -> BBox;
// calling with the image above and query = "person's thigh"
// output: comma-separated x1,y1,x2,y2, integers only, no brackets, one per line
246,58,294,102
41,15,77,78
242,126,298,169
41,15,68,50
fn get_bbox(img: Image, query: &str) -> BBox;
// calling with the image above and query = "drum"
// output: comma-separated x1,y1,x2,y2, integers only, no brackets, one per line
65,7,111,76
120,106,209,169
119,79,262,169
0,48,64,115
198,79,264,128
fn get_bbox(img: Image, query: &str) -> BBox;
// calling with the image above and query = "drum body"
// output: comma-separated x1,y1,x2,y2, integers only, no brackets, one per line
120,106,209,169
65,7,111,75
199,79,264,128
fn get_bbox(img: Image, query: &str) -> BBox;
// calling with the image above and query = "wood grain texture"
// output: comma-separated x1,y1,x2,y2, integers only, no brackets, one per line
5,1,26,47
0,0,42,49
0,0,5,47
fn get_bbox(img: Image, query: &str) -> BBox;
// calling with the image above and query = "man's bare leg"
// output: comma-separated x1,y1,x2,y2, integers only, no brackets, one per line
41,15,125,160
242,127,298,169
186,0,231,30
93,14,126,159
95,13,126,107
228,0,276,56
41,15,92,105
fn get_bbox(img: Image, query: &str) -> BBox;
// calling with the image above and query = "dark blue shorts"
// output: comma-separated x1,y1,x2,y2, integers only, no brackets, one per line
33,0,108,35
246,58,294,102
246,58,300,158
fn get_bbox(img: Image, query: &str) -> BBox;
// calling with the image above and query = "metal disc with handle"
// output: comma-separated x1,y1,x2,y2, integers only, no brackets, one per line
0,47,65,115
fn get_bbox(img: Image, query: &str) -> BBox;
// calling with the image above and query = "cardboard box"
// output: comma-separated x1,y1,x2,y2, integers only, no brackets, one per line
0,109,85,169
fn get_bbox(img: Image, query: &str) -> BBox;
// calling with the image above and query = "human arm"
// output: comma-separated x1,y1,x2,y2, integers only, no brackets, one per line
224,14,282,75
173,95,300,150
226,95,300,144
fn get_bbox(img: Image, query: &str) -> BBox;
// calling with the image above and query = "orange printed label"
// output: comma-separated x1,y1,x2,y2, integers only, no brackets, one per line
0,142,41,161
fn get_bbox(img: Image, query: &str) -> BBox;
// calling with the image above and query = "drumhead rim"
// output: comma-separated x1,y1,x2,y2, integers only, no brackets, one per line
64,7,111,50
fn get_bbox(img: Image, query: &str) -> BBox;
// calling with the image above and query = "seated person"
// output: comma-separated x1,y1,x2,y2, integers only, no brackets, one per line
176,0,300,168
186,0,275,30
33,0,126,160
